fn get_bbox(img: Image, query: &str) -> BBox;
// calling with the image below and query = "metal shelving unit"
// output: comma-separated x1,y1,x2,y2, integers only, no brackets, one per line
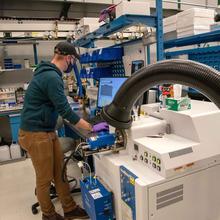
164,29,220,50
164,30,220,71
74,0,164,62
0,40,39,65
164,29,220,98
0,68,34,72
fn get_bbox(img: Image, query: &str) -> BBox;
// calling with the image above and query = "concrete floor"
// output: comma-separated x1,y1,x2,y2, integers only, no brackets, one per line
0,158,89,220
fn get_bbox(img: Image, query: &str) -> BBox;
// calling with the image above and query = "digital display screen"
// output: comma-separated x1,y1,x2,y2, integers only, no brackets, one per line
97,77,127,108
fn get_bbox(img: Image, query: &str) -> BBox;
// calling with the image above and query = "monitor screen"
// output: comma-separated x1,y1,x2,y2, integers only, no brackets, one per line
97,77,127,108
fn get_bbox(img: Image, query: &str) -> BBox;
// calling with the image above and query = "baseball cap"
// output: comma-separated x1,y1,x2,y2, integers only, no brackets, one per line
54,41,80,59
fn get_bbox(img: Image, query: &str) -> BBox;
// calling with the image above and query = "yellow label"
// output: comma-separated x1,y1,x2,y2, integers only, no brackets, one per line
31,32,39,37
130,177,135,185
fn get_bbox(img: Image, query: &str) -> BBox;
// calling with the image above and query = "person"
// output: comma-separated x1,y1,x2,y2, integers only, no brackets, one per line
18,41,108,220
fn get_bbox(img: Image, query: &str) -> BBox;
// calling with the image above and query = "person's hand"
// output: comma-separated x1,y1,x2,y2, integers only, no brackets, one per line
75,119,92,132
92,122,109,133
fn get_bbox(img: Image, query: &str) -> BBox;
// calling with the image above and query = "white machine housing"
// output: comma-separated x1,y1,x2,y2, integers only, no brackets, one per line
94,100,220,220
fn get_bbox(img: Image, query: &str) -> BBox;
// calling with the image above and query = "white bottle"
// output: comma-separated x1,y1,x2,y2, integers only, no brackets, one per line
10,143,22,159
173,84,183,99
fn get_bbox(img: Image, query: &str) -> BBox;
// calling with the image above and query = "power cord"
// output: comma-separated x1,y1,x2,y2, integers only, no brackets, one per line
77,161,92,184
61,142,88,183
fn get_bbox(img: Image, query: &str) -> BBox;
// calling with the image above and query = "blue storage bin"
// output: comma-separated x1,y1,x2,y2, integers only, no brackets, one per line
4,65,14,69
4,58,14,69
14,64,22,69
4,58,13,63
92,50,98,62
80,68,88,78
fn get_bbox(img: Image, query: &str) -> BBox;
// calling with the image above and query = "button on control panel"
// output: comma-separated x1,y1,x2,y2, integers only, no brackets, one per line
136,145,162,173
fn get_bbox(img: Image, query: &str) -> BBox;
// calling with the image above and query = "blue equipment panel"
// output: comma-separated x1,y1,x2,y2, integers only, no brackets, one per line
165,45,220,71
120,166,138,220
87,132,116,150
80,67,113,79
189,52,220,71
110,60,125,77
80,176,114,220
80,47,123,63
9,114,21,142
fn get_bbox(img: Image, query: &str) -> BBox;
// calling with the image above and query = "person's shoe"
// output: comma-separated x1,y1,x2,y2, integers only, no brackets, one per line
42,213,64,220
64,205,89,219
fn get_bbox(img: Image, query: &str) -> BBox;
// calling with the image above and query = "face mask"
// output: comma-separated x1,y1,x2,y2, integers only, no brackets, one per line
64,59,73,73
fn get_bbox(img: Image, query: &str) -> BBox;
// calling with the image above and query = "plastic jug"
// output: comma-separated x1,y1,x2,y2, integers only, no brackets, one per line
0,145,11,162
10,143,22,159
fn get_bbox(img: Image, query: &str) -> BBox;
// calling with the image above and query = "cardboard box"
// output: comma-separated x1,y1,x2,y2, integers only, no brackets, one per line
79,17,99,27
166,97,191,111
116,1,150,18
163,15,177,33
177,8,214,38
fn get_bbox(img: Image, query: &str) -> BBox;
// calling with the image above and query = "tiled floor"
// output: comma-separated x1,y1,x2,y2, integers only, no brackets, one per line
0,158,88,220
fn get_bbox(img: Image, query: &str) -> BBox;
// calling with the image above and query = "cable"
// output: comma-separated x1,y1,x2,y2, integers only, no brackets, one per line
75,142,88,154
61,142,88,182
78,161,92,184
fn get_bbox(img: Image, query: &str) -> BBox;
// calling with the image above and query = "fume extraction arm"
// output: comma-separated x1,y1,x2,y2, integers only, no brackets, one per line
101,59,220,129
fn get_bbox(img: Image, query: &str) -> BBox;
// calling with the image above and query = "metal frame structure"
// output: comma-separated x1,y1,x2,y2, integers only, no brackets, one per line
165,45,220,57
74,0,164,62
164,29,220,50
0,40,39,66
164,30,220,71
164,27,220,97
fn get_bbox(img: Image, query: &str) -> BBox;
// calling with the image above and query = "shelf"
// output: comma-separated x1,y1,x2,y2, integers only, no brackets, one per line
74,14,157,48
109,38,143,48
0,97,16,101
0,68,34,72
0,41,38,46
0,108,22,117
0,91,15,95
165,45,220,57
164,29,220,50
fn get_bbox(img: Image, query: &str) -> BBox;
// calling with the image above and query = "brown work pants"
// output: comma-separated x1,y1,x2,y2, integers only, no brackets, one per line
18,129,76,216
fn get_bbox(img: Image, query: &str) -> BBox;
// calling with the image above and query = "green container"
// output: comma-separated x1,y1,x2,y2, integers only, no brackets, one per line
166,97,191,111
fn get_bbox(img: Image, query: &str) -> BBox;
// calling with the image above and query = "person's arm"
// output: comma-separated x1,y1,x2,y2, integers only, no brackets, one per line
75,118,92,131
47,76,92,131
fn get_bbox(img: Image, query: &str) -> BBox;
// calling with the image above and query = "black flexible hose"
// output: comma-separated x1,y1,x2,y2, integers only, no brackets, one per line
101,59,220,129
